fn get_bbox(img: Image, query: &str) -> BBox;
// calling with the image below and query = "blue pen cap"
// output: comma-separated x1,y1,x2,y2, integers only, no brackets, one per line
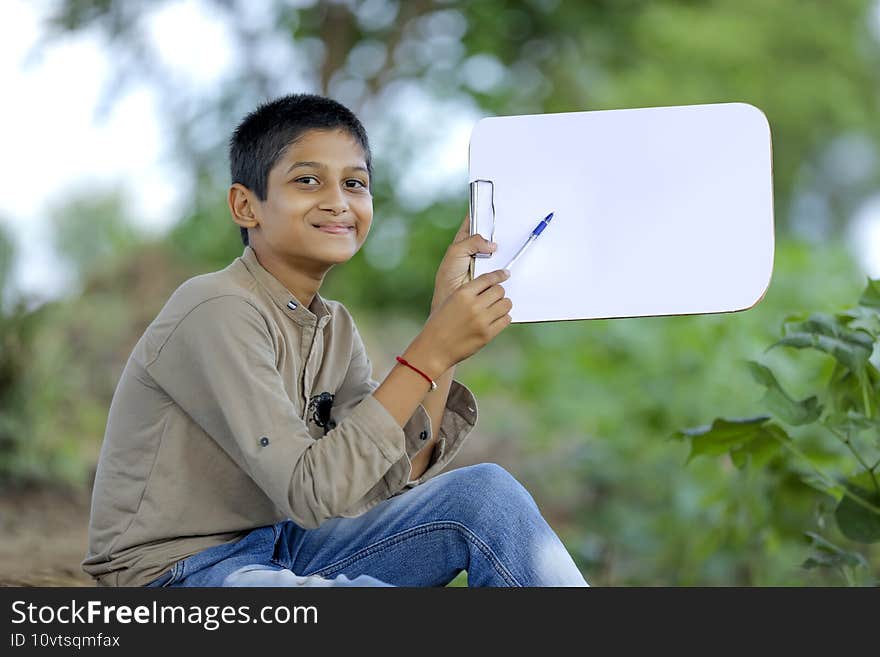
532,212,554,236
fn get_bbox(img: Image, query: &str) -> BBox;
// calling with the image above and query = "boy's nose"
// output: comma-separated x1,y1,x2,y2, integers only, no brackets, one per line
317,186,349,214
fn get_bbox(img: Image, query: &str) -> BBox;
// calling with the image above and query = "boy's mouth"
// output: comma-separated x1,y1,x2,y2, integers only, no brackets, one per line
312,223,354,235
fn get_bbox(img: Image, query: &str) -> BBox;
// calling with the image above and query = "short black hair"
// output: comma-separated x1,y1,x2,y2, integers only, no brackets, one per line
229,93,372,246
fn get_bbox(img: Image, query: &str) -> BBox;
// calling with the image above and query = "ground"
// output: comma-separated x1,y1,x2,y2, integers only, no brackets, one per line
0,486,93,587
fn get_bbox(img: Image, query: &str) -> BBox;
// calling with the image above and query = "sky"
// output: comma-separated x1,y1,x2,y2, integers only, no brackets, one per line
2,0,879,309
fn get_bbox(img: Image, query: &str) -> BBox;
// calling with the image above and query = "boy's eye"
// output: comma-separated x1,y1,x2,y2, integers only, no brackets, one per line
293,176,367,189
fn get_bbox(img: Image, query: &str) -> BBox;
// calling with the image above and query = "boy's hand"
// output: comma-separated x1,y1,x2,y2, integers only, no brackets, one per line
409,268,513,376
432,213,496,310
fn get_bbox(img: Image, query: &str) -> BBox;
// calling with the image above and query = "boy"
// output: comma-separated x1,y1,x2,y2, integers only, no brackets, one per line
83,94,588,587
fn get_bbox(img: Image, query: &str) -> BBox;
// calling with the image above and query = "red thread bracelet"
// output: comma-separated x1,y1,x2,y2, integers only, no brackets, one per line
395,356,437,390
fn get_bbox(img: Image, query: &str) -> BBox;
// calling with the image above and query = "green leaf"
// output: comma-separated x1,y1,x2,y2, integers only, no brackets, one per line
780,311,808,325
746,360,822,425
768,312,875,373
858,278,880,310
823,410,880,434
673,416,781,464
836,306,880,338
729,433,781,469
801,531,869,570
826,363,877,416
799,473,843,497
834,479,880,543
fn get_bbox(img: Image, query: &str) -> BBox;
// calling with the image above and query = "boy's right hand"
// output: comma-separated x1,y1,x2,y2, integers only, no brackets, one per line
406,269,513,375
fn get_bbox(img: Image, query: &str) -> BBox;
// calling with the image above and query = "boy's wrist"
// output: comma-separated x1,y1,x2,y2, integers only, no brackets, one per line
402,340,448,381
430,287,453,312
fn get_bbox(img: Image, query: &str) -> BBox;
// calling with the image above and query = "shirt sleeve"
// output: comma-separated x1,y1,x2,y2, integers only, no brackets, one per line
331,321,478,515
144,295,413,530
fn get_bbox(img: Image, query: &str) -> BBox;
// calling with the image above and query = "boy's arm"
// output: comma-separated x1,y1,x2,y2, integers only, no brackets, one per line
369,348,477,488
332,321,477,498
400,211,496,482
407,364,455,480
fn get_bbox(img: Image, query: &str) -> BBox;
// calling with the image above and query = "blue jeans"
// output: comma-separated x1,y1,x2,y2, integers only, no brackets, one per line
147,463,589,587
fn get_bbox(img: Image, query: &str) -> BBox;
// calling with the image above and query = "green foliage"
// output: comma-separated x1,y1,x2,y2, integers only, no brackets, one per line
802,531,869,587
677,416,783,465
166,192,244,271
447,571,468,588
745,362,821,426
675,277,880,584
0,237,193,488
0,223,13,308
49,189,144,281
0,299,72,485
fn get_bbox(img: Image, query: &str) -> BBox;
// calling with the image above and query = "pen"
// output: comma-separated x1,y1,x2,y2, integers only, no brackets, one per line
502,211,555,272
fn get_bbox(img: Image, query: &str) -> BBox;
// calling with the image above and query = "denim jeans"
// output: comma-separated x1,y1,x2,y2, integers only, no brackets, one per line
147,463,589,587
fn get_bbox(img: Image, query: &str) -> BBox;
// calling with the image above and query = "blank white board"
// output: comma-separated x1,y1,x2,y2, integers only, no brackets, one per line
468,102,775,324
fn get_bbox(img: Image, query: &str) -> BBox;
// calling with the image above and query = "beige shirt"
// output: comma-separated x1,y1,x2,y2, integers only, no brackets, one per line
83,246,478,587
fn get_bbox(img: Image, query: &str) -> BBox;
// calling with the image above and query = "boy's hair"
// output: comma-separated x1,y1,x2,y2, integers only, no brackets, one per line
229,93,373,246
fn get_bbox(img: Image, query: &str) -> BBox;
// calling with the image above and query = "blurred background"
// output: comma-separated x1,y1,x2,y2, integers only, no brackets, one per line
2,0,880,586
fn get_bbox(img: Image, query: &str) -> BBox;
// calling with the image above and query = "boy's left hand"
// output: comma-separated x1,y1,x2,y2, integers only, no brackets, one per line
432,213,497,310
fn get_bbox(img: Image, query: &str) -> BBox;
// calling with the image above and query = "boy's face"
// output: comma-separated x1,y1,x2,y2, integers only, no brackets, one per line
243,128,373,271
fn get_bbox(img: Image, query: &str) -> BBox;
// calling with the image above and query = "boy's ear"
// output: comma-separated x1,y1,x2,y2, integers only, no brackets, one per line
228,183,260,230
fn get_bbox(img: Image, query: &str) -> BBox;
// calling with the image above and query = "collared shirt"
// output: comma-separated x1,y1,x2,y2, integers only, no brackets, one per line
83,246,478,587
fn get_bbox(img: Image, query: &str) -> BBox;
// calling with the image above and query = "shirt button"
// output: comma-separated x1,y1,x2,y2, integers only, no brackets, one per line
259,436,270,447
419,430,428,440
